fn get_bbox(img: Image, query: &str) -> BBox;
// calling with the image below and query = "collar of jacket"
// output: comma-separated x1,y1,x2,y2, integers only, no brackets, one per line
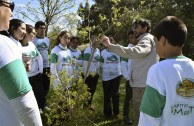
137,33,151,41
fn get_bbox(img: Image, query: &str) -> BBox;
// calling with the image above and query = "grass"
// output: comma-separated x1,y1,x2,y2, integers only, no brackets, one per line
82,77,134,126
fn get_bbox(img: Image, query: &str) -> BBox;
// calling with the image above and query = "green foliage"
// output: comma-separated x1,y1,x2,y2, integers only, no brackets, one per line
15,0,76,36
47,26,62,52
77,0,194,59
44,68,91,126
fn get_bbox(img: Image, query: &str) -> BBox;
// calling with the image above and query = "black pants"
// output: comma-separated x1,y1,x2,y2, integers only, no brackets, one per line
102,75,121,116
29,73,46,109
123,80,132,116
84,74,99,106
42,67,50,97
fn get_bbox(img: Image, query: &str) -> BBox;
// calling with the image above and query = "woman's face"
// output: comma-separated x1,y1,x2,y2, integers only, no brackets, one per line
59,33,70,47
0,0,12,31
26,28,36,42
13,23,26,40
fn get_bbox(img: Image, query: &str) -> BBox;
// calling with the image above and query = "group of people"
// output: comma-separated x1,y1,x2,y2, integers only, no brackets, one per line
101,16,194,126
0,0,194,126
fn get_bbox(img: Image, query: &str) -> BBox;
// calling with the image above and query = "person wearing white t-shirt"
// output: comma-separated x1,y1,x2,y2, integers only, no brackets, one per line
33,21,50,98
121,30,138,125
68,36,83,81
139,16,194,126
100,36,121,118
101,19,159,125
50,31,73,88
82,35,100,110
20,24,46,113
8,19,26,54
0,1,42,125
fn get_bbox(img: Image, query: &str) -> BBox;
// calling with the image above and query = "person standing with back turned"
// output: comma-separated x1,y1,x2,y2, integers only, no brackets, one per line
139,16,194,126
101,19,159,125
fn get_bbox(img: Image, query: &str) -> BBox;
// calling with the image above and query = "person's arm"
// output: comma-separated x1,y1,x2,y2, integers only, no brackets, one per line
109,37,152,59
138,65,166,126
76,53,83,66
101,35,153,59
120,57,129,80
35,48,43,74
82,49,90,76
138,112,161,126
50,52,59,78
100,53,104,68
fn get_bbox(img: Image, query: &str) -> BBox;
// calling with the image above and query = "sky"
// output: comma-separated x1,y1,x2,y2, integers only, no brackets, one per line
12,0,95,26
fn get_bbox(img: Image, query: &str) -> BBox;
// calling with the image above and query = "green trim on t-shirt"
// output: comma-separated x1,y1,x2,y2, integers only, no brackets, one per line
0,59,32,99
50,53,58,63
83,53,90,61
100,56,104,63
35,47,40,57
121,57,128,62
78,54,83,60
140,85,166,118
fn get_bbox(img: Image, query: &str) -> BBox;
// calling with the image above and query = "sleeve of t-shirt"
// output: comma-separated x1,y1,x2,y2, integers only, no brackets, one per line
50,48,59,77
76,51,83,66
120,57,129,80
138,65,166,126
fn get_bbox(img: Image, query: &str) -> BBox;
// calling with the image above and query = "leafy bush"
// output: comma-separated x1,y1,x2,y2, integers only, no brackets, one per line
44,69,92,126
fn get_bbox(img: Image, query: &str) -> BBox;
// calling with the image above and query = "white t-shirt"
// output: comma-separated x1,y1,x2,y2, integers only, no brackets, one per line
33,37,50,68
100,49,121,81
69,46,82,66
50,44,73,76
0,35,32,125
10,36,22,56
69,47,82,79
82,47,100,76
22,42,43,77
50,44,74,88
121,44,133,81
139,56,194,126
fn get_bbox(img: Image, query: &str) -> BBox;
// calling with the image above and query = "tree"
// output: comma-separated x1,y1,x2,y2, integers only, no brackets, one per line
78,0,194,59
77,0,140,45
15,0,76,36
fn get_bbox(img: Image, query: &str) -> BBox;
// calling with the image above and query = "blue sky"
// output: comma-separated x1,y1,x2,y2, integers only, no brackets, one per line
12,0,95,25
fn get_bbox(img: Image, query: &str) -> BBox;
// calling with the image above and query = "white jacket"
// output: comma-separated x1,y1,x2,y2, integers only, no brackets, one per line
108,33,159,87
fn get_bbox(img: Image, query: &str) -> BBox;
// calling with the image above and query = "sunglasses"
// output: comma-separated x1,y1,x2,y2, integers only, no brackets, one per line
0,1,15,12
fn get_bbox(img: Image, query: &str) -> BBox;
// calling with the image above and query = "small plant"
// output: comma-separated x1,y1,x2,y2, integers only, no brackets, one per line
44,68,92,126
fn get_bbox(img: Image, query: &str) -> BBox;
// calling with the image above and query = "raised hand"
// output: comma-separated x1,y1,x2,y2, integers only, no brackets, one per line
101,35,111,48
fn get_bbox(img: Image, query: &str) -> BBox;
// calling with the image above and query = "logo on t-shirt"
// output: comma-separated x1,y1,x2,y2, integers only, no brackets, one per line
107,55,118,61
63,56,71,62
176,79,194,98
93,55,100,62
37,42,48,49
